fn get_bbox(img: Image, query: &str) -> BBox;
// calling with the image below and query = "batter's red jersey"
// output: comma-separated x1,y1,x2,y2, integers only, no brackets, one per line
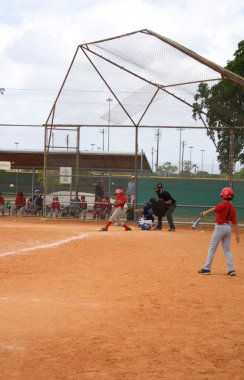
114,195,127,209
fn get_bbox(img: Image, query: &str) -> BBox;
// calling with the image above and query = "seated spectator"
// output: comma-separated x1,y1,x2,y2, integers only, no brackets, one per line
0,192,5,216
11,192,26,216
50,196,61,218
25,198,34,215
32,190,43,215
80,195,88,220
62,196,81,218
26,190,43,216
101,196,112,219
92,196,103,219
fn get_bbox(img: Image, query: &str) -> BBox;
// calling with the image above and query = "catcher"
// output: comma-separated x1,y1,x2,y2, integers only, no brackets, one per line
100,188,132,231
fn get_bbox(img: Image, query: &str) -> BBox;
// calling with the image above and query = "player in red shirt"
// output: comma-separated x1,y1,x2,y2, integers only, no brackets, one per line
51,196,61,217
100,188,132,231
198,187,240,276
0,192,5,215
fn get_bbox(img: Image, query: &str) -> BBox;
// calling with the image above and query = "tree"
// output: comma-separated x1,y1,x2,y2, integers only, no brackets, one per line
193,41,244,174
157,162,178,176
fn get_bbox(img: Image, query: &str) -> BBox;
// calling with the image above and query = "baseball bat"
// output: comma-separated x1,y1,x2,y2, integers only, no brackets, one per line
192,216,201,229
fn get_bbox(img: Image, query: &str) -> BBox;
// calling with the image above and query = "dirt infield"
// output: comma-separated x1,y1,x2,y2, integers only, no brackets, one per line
0,217,243,380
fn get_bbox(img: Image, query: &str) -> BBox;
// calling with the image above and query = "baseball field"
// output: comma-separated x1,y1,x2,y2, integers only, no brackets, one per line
0,217,243,380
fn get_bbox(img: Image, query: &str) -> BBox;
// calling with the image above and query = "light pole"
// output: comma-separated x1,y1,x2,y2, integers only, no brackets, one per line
178,128,185,174
107,98,113,151
91,144,95,152
66,134,70,150
201,149,205,171
181,140,187,171
99,128,106,151
189,146,194,172
15,142,19,150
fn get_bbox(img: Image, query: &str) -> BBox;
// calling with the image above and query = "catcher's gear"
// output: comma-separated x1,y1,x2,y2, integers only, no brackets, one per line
137,217,153,230
114,188,124,196
220,187,234,200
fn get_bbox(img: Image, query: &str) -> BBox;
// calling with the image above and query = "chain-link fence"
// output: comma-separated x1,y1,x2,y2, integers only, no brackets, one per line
1,30,244,222
0,124,243,223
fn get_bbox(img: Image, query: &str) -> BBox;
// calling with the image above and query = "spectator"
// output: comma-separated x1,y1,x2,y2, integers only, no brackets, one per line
62,196,80,218
80,195,88,220
11,192,26,216
94,179,105,201
92,196,103,219
32,190,43,215
27,190,43,215
0,192,5,216
101,195,112,219
50,196,61,218
126,176,136,207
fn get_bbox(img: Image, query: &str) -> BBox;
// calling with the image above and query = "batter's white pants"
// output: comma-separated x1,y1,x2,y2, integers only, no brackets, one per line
109,207,124,226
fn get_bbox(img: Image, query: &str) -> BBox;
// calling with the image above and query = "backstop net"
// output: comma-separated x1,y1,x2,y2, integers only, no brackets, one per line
2,29,243,220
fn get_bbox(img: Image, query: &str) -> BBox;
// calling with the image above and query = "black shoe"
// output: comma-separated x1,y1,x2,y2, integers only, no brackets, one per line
155,226,162,230
100,227,108,231
227,271,236,276
198,268,211,275
168,227,175,231
125,227,132,231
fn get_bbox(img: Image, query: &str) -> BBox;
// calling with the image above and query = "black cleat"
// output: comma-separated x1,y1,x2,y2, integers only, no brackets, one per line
100,227,108,231
227,271,236,276
198,268,211,275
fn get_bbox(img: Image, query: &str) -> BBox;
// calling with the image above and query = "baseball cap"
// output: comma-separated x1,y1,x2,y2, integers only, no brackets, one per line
155,183,163,188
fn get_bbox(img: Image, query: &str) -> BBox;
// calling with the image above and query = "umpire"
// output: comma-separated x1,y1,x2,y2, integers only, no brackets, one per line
153,183,177,231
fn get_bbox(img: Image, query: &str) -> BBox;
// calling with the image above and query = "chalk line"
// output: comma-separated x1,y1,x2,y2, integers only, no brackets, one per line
0,233,89,258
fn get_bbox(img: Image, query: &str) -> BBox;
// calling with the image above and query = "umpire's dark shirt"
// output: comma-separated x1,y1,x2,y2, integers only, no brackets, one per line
156,190,176,204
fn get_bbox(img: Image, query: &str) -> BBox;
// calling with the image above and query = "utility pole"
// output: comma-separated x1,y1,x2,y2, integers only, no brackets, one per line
99,128,106,151
154,128,162,173
66,134,70,150
107,98,113,151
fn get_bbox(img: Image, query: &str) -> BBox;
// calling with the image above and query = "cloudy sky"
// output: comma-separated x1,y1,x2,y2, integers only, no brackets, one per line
0,0,243,172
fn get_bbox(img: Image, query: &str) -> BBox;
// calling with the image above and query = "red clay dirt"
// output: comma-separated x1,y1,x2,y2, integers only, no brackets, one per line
0,217,243,380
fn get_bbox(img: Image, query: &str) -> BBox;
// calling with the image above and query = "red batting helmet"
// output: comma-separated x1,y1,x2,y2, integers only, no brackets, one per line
114,188,123,196
220,187,234,200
